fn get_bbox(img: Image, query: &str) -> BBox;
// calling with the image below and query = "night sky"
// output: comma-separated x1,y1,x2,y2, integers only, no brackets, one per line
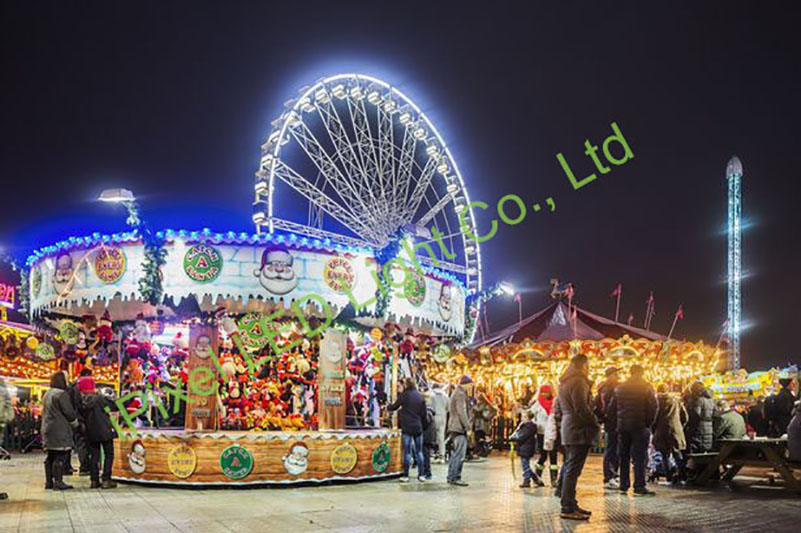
1,2,799,369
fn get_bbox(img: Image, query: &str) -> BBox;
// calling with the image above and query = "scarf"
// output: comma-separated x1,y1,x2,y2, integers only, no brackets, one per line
538,394,554,415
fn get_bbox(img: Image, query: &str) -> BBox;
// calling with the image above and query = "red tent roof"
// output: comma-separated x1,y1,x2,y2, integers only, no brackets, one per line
471,300,668,348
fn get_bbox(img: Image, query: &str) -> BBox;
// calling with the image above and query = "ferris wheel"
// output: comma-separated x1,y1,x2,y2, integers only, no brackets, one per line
252,73,482,298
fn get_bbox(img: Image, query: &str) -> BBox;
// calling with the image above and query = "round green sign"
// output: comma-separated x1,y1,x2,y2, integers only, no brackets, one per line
183,244,223,283
404,272,426,307
371,442,391,473
433,344,451,364
220,444,253,480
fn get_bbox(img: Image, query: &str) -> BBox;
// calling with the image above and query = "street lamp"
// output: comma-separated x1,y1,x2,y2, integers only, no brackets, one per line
98,188,140,228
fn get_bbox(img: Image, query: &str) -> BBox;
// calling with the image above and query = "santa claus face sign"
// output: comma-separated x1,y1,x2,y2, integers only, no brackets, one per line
193,334,213,359
128,440,146,474
283,442,309,475
253,246,298,295
52,252,74,296
438,283,453,322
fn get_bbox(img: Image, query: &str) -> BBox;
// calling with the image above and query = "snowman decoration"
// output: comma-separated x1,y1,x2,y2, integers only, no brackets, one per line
253,246,298,295
283,442,309,475
437,282,453,322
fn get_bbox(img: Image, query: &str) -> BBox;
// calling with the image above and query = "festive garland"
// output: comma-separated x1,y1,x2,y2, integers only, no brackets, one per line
17,266,29,318
372,229,407,318
137,229,168,306
460,282,505,344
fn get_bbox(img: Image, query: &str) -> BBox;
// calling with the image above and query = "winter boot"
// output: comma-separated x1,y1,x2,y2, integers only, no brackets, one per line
52,462,73,491
44,460,54,490
101,479,117,489
519,479,531,488
90,480,101,489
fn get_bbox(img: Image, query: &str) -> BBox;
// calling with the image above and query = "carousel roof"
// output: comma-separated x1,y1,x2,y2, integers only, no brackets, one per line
472,299,668,348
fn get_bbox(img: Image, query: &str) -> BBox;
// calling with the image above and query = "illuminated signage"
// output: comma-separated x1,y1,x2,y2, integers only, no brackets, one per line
0,283,15,309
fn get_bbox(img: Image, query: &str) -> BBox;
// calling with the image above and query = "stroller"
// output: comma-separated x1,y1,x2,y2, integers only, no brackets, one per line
647,445,676,483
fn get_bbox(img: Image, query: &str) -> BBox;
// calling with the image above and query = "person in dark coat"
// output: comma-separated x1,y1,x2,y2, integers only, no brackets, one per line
41,372,80,490
766,379,797,437
512,411,538,488
447,376,474,487
557,354,599,521
713,400,746,448
66,369,92,476
684,382,715,453
653,384,687,483
594,367,620,488
788,400,801,461
78,377,119,489
421,395,437,481
746,399,769,436
388,378,428,482
607,365,657,496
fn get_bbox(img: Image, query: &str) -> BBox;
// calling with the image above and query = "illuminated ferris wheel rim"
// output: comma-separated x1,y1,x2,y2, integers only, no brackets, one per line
252,73,483,301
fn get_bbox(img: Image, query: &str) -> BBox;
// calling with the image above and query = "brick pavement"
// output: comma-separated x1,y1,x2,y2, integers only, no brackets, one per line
0,452,797,532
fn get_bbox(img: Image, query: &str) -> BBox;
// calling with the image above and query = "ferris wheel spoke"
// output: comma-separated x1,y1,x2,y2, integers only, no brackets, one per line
314,96,372,198
288,122,379,230
405,156,439,219
415,191,455,228
395,126,417,221
376,102,397,225
271,159,378,243
346,97,382,198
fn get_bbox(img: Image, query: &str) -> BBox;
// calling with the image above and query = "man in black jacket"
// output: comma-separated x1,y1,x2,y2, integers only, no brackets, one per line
594,367,620,489
607,365,657,496
388,378,428,482
558,354,600,521
766,378,797,437
77,377,119,489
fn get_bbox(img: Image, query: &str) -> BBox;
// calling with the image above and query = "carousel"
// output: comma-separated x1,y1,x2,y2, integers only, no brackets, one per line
427,286,724,407
21,74,486,486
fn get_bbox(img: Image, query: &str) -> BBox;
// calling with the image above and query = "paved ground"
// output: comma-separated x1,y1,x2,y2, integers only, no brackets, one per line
0,452,798,532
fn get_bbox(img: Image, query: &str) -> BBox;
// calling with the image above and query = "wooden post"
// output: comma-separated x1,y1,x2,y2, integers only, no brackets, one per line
390,343,399,428
184,323,219,432
318,329,346,430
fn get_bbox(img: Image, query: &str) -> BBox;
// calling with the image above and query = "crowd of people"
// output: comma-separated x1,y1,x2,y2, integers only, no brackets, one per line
390,354,800,522
33,370,119,495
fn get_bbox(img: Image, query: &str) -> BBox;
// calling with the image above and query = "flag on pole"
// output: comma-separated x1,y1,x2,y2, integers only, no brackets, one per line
627,313,634,326
513,293,521,304
610,283,622,298
611,283,622,322
667,303,684,340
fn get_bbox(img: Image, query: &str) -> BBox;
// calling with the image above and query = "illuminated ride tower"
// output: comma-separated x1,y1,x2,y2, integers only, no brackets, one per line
726,156,743,369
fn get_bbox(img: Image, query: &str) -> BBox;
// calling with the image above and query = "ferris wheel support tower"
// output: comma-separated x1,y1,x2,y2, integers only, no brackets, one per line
726,156,743,370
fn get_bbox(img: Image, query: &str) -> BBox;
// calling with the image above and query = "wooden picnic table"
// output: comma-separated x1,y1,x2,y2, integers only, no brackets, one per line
695,437,801,493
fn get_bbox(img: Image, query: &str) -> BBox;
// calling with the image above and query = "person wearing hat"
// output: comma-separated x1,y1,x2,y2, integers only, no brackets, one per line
447,375,474,486
606,364,657,496
78,377,119,489
530,384,557,487
594,367,621,489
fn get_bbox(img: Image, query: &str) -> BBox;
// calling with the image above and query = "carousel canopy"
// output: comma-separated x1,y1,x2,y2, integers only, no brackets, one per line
473,299,668,348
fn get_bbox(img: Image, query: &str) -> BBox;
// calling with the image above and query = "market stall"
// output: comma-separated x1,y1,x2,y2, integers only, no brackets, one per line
20,73,487,486
427,298,724,409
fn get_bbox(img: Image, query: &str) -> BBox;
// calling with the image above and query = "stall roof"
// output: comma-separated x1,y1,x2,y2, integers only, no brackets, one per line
471,299,669,348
